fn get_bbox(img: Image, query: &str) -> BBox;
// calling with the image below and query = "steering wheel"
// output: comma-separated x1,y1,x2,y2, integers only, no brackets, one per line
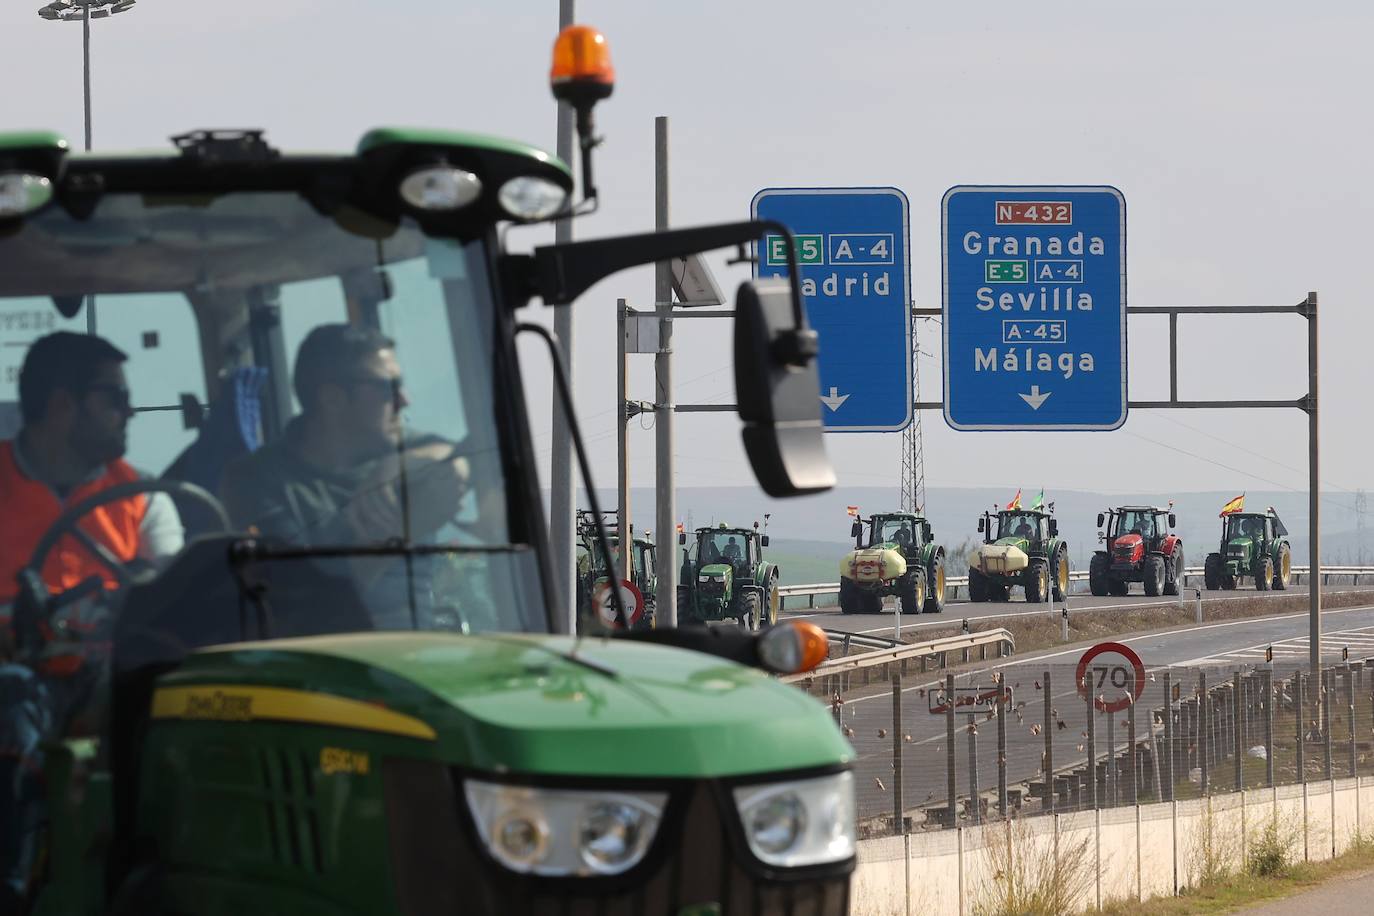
12,480,232,648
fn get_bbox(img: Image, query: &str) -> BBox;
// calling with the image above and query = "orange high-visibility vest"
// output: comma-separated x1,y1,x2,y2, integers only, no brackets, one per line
0,439,146,605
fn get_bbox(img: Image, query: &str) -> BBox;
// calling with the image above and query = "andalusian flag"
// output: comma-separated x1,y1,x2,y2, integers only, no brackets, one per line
1029,489,1045,511
1219,494,1245,517
846,505,860,517
1006,489,1022,511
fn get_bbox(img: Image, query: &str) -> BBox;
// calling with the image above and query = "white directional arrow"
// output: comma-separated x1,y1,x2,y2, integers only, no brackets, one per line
1019,386,1052,410
820,387,850,412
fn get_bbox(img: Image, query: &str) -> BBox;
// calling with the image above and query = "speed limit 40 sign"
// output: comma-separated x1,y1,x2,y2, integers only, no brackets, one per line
1075,641,1146,713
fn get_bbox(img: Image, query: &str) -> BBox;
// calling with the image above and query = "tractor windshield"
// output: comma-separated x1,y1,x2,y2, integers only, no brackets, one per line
873,517,918,548
699,530,749,567
1113,510,1157,539
0,188,545,636
1225,515,1267,541
997,512,1040,540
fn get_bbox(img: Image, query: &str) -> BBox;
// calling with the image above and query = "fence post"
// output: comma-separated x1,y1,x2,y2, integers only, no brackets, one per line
997,681,1008,819
967,714,980,825
1199,672,1209,795
1087,684,1098,810
1128,699,1139,806
1264,669,1274,788
1234,670,1244,791
1346,666,1357,778
1195,587,1203,624
1297,672,1306,783
1163,672,1175,802
892,674,904,836
1323,668,1334,781
946,672,957,828
1107,691,1117,807
1044,669,1054,815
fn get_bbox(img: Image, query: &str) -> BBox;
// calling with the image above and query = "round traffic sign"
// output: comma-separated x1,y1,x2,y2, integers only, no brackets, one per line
593,578,644,629
1075,641,1146,714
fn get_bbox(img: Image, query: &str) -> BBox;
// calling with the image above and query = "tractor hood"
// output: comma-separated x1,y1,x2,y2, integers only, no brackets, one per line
970,542,1029,574
1112,533,1144,562
698,563,734,580
153,632,850,778
1225,537,1254,557
841,546,906,582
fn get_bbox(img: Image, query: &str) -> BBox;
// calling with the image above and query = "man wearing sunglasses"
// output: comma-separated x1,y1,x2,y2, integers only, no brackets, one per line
0,331,183,911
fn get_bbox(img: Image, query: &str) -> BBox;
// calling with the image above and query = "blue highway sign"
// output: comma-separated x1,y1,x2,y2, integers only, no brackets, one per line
752,188,912,432
942,186,1127,430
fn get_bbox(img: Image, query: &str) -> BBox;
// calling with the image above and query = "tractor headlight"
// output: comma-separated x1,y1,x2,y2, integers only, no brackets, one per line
732,771,855,868
499,175,568,220
399,165,483,211
464,780,665,876
0,172,52,218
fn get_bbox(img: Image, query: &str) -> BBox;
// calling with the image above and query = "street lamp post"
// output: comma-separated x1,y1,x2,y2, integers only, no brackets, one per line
37,0,138,152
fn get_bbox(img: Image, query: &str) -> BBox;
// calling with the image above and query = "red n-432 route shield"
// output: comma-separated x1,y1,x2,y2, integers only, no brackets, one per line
1075,641,1146,714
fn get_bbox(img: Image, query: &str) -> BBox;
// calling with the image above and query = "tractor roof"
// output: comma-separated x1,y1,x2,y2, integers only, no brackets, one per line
1111,505,1172,513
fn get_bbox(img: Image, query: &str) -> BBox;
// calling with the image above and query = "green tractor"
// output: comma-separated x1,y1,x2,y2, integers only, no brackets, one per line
0,25,858,916
574,510,656,630
967,505,1070,603
676,522,781,630
1204,509,1293,591
838,511,946,615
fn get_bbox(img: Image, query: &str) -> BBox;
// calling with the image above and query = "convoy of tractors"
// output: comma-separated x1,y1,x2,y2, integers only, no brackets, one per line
576,493,1295,625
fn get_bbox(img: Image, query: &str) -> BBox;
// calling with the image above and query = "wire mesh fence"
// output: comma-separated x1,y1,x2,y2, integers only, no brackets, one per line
790,650,1374,839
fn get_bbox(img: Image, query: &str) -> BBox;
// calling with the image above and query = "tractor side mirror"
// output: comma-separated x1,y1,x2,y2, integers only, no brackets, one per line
1169,513,1177,528
678,531,686,545
923,522,932,542
850,520,862,539
733,279,835,497
760,535,770,548
977,517,985,533
1096,513,1104,529
1048,519,1059,537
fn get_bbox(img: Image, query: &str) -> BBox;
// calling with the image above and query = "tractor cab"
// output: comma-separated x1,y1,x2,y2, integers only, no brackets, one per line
0,26,856,915
855,512,930,558
982,509,1057,549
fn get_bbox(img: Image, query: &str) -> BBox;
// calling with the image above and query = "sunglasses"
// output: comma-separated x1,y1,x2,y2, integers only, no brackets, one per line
344,375,407,407
82,383,133,410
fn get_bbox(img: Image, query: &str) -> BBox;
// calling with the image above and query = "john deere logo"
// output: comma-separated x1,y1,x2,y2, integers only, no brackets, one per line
182,690,253,721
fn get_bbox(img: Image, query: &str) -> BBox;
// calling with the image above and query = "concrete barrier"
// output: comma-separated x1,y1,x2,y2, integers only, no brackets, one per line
853,775,1374,915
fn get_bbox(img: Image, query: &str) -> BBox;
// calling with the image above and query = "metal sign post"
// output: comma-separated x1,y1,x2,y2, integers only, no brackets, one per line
752,187,913,431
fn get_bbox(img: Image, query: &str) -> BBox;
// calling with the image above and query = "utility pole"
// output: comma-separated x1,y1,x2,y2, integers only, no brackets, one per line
1307,291,1321,680
654,116,677,626
549,0,576,633
616,298,630,581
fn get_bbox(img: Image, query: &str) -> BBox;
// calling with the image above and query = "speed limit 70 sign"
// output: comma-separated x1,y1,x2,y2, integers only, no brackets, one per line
1075,641,1146,714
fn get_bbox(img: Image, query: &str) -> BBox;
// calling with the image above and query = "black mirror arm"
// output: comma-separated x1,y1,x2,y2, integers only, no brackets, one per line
519,219,811,348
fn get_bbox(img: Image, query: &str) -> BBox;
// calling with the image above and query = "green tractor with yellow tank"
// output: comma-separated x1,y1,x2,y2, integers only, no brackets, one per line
837,511,946,615
966,501,1070,603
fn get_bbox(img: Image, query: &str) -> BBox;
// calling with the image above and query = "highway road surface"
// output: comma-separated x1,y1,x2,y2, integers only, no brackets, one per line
835,602,1374,827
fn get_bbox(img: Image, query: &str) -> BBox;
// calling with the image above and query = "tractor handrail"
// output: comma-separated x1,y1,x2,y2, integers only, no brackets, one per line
780,627,1015,684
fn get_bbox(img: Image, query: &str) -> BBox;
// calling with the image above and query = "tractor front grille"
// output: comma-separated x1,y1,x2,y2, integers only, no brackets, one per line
384,759,852,916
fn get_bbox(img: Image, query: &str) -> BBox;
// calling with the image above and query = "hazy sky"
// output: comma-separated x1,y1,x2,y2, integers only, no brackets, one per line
2,1,1369,515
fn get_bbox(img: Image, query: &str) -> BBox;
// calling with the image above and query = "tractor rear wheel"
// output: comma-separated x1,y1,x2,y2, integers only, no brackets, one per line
1052,546,1070,601
1273,543,1292,590
923,553,947,613
1163,548,1184,596
968,567,989,602
763,574,780,627
1254,555,1273,592
1204,553,1222,591
899,572,924,615
839,578,862,614
1143,555,1166,597
1089,553,1110,596
1025,559,1050,603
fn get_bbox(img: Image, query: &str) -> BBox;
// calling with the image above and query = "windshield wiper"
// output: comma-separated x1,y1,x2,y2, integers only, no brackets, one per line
227,538,529,562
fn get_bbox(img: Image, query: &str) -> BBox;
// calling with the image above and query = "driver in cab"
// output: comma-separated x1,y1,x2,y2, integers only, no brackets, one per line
0,332,183,912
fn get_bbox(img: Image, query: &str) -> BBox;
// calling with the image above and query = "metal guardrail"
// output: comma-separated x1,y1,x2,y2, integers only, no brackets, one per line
782,627,1015,685
778,564,1374,608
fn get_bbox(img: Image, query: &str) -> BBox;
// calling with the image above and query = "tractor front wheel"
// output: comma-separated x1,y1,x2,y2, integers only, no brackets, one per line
924,553,947,613
899,572,924,615
1089,553,1110,597
742,590,763,630
1025,559,1050,604
1204,553,1222,591
839,577,862,614
1143,555,1166,597
1254,555,1273,592
968,567,989,603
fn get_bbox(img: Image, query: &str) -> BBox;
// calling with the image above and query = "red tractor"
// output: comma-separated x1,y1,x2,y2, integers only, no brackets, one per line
1089,505,1184,597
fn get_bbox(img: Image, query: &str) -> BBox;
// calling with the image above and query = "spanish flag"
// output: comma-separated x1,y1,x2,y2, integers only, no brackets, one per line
1219,494,1245,517
1006,489,1022,511
675,522,684,534
846,505,860,517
